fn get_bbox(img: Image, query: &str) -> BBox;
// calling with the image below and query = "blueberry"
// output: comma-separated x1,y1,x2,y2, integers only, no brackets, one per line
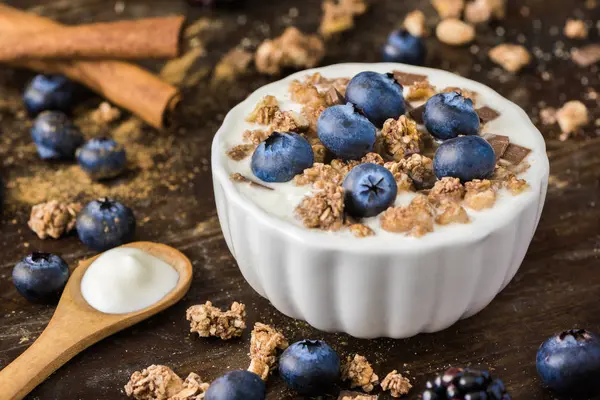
423,92,480,141
205,370,265,400
76,198,136,251
251,132,314,182
433,136,495,182
342,163,398,218
345,71,405,127
23,74,79,116
317,103,377,160
30,111,84,160
76,137,127,180
279,339,340,396
12,252,69,303
382,29,427,65
536,329,600,395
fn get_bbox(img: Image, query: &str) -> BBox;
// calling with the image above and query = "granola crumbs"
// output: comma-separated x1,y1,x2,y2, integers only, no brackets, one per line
125,365,183,400
312,142,328,163
248,323,289,380
564,19,588,39
169,373,210,400
319,0,369,38
464,179,497,210
270,110,309,133
185,301,247,340
428,177,465,204
338,391,378,400
380,116,422,161
360,152,385,165
404,10,428,37
28,200,82,239
384,162,415,191
405,80,437,101
226,144,255,161
505,175,529,195
380,195,434,237
213,47,254,82
255,27,325,75
294,163,344,188
397,154,436,190
488,44,531,73
246,95,280,124
441,87,478,102
349,224,375,238
431,0,464,18
436,19,475,46
243,129,271,145
435,200,470,225
295,184,345,230
341,354,379,392
380,370,413,398
556,100,589,139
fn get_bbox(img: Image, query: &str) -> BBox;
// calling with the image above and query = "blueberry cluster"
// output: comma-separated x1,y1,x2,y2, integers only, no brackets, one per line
421,367,511,400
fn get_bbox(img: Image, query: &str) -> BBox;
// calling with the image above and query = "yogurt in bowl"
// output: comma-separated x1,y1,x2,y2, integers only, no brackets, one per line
211,63,549,338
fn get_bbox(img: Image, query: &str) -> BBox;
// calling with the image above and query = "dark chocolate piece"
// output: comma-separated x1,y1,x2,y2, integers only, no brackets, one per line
571,44,600,67
409,103,426,124
501,143,531,165
338,391,379,400
392,70,428,86
482,133,510,161
326,87,345,106
230,173,274,190
477,106,501,124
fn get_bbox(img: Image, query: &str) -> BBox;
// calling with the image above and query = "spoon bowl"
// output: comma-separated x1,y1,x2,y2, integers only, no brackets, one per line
0,241,193,400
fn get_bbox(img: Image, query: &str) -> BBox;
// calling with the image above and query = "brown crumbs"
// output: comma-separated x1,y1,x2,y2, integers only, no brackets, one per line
380,195,434,237
230,173,274,190
489,44,531,73
505,175,530,195
360,152,385,165
349,224,375,238
245,95,280,124
397,154,436,190
169,373,211,400
428,177,465,204
227,144,255,161
320,0,369,38
248,323,289,381
384,162,415,191
404,10,428,37
464,179,497,210
295,184,345,231
435,200,470,225
405,80,437,101
436,19,475,46
294,163,345,189
564,19,588,39
185,301,247,340
431,0,464,18
380,370,413,398
28,200,81,239
341,354,379,392
125,365,183,400
338,391,379,400
380,116,422,161
270,110,309,133
213,47,254,82
243,129,271,145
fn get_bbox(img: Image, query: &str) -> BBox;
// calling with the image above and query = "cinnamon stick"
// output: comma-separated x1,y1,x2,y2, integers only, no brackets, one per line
0,4,180,129
0,16,185,62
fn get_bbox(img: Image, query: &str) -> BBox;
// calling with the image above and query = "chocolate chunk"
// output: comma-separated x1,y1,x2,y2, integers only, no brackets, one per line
338,390,379,400
230,173,274,190
326,87,345,105
392,70,428,86
482,133,510,161
571,44,600,67
501,143,531,165
477,106,501,123
409,103,426,123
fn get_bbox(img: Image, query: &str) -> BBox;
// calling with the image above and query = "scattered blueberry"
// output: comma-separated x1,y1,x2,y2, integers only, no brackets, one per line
433,136,495,182
251,132,314,182
76,137,127,180
382,29,427,65
76,198,136,251
279,339,340,396
420,367,510,400
345,71,405,127
343,163,398,218
30,111,84,160
317,103,377,160
205,370,266,400
536,329,600,395
423,92,480,141
23,74,79,116
12,252,69,303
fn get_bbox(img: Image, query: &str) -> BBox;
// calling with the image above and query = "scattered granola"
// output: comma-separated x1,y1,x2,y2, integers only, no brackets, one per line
404,10,428,37
341,354,379,392
320,0,369,38
248,323,289,380
505,175,529,195
270,110,309,133
405,80,437,101
464,179,497,210
255,27,325,75
28,200,81,239
436,19,475,46
246,95,280,125
564,19,588,39
380,370,413,398
213,47,254,82
397,154,436,190
384,162,415,191
90,102,121,124
431,0,464,19
349,224,375,238
169,373,210,400
380,116,422,161
488,44,531,73
435,200,470,225
555,100,589,139
295,184,345,230
571,44,600,67
338,391,378,400
185,301,247,340
294,163,344,188
360,152,385,165
226,144,255,161
125,365,184,400
380,195,434,237
243,129,271,145
428,177,465,204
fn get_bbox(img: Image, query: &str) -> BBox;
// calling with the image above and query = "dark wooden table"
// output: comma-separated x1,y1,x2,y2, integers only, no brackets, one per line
0,0,599,399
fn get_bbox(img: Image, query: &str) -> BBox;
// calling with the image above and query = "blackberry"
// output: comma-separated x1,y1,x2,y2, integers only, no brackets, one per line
420,367,511,400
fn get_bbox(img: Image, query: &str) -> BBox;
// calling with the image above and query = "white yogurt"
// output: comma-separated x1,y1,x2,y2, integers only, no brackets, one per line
81,247,179,314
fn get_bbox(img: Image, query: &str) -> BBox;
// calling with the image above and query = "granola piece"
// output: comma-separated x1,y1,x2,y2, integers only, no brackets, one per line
435,200,470,225
571,44,600,67
505,175,529,195
255,27,325,75
464,0,492,24
349,224,375,238
312,142,328,163
380,116,421,161
294,163,344,188
464,179,496,210
341,354,379,392
428,177,465,204
436,19,475,46
489,44,531,73
380,370,413,398
556,100,589,138
170,373,210,400
397,154,436,190
186,301,247,340
243,129,271,145
213,47,254,82
91,102,121,124
226,144,255,161
302,104,328,135
385,162,415,191
248,323,289,380
338,391,378,400
380,195,434,237
564,19,588,39
491,164,512,181
28,200,82,239
270,110,309,133
405,80,437,101
431,0,464,18
295,184,345,230
441,87,478,102
125,365,183,400
319,0,369,38
404,10,428,37
290,79,327,107
246,95,280,124
360,152,385,165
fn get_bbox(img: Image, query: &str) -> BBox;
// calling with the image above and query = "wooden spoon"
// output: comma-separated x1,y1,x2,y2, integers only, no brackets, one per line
0,241,193,400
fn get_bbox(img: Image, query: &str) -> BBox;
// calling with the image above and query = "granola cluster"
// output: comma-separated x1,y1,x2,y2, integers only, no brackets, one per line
245,95,280,125
247,323,289,380
28,200,81,239
464,179,497,210
319,0,369,38
428,177,465,204
341,354,379,392
295,184,345,230
405,80,437,101
379,116,422,161
380,370,413,398
380,195,435,237
338,391,378,400
489,44,531,73
226,144,255,161
270,110,309,133
349,223,375,238
125,365,209,400
185,301,247,340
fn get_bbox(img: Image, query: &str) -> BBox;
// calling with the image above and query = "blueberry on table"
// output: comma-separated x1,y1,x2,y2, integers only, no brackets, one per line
317,103,377,160
76,198,136,252
382,29,427,66
76,137,127,180
30,111,84,160
279,339,340,396
12,252,69,304
23,74,79,116
423,92,480,141
345,71,405,127
251,132,314,183
536,329,600,395
433,136,496,182
343,163,398,218
205,370,265,400
421,367,511,400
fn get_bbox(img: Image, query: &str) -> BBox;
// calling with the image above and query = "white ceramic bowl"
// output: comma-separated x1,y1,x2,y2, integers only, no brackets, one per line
211,63,549,338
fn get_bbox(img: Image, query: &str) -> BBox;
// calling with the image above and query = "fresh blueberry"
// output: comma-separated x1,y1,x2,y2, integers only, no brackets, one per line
23,74,79,116
536,329,600,395
76,137,127,180
251,132,314,183
343,163,398,218
423,92,480,141
433,136,495,182
279,339,340,396
382,29,427,65
345,71,405,127
205,370,265,400
317,103,377,160
12,252,69,303
30,111,84,160
76,198,136,251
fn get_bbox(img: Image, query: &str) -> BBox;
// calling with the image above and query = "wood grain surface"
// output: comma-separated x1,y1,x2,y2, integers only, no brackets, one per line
0,0,599,399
